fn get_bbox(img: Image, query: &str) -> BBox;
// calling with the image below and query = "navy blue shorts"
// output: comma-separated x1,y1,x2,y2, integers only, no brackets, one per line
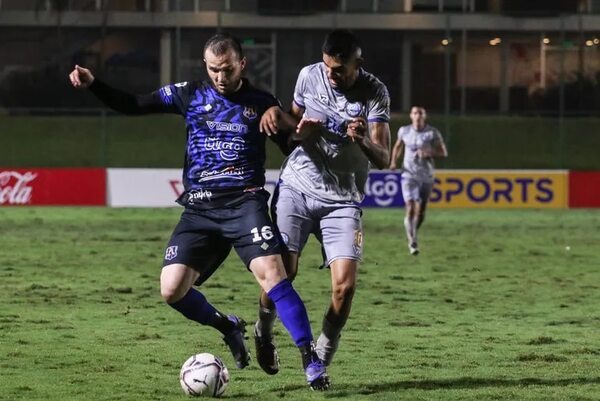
162,191,282,285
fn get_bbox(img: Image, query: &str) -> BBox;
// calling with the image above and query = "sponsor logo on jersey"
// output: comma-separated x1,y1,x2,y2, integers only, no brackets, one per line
204,137,246,161
174,82,188,87
159,86,173,104
353,230,363,256
318,93,328,104
188,188,213,202
165,246,178,261
243,106,257,120
345,102,362,117
206,121,248,134
198,166,245,183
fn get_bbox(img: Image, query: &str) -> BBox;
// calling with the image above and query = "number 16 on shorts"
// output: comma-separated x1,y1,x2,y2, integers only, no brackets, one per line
250,225,274,242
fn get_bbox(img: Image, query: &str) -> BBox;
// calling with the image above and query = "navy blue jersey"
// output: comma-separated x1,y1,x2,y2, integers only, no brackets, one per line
154,79,279,197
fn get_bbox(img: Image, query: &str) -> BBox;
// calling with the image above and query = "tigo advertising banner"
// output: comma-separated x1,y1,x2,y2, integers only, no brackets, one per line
361,172,405,207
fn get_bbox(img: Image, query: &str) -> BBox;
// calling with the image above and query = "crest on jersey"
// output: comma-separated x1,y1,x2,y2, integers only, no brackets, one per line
353,230,363,256
345,102,362,117
165,246,178,261
243,106,257,120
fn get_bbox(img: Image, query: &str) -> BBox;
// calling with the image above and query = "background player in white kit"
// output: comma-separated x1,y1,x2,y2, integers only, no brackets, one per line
255,29,391,373
389,106,448,255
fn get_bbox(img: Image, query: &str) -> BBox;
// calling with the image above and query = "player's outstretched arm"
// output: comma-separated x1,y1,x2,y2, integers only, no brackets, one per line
68,65,175,115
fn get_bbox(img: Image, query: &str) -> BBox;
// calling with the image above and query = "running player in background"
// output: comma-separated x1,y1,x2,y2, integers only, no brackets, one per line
69,33,329,390
389,106,448,255
256,29,391,373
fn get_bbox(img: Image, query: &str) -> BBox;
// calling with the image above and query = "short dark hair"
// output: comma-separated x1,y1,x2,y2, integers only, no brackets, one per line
203,33,244,60
321,29,361,61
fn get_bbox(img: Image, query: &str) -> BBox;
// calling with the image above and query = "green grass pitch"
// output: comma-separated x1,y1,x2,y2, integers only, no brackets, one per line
1,207,599,401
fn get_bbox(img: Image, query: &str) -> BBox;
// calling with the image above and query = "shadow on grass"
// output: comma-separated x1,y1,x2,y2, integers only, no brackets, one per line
272,376,600,395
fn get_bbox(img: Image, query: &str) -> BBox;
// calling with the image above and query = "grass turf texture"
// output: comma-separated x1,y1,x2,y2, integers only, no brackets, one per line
0,207,599,401
2,115,600,169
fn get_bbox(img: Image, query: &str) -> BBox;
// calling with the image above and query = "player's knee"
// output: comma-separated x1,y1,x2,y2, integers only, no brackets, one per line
160,283,186,304
332,281,356,304
405,202,417,218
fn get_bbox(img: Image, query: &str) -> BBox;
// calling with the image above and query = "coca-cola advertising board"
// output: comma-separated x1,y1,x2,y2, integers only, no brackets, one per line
0,168,106,206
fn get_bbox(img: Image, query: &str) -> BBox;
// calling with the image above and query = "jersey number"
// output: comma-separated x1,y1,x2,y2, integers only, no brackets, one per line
251,226,274,242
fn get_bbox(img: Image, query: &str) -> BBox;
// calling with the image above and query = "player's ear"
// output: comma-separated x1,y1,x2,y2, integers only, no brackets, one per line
355,57,364,69
240,57,247,71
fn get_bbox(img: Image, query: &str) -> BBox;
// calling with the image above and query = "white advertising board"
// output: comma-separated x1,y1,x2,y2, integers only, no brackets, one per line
107,168,281,207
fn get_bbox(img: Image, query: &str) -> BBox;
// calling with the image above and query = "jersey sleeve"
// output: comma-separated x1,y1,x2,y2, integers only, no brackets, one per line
397,126,406,143
367,84,390,123
88,78,189,115
264,93,281,111
431,127,444,147
293,66,310,109
153,81,193,115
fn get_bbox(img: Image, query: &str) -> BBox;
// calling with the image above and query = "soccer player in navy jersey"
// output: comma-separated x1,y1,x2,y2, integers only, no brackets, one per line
69,33,329,390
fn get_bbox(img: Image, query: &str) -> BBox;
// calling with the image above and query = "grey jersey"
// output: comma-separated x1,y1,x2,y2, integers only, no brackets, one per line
398,124,443,183
279,63,390,203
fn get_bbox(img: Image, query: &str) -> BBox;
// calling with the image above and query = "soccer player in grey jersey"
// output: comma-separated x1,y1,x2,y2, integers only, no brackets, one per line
389,106,448,255
255,29,391,373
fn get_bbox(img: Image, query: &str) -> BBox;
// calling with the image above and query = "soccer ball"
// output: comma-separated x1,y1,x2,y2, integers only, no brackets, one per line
179,353,230,397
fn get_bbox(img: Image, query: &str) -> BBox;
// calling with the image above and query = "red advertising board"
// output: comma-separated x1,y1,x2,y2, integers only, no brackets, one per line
0,168,106,206
569,171,600,208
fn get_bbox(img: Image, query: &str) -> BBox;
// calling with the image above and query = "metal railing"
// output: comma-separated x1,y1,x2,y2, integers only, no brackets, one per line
0,0,594,14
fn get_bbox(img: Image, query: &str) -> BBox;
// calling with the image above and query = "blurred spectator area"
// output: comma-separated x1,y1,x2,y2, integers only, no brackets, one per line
1,0,600,114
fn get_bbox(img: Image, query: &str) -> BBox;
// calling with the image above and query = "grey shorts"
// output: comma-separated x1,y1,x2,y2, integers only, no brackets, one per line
401,175,433,203
272,184,363,266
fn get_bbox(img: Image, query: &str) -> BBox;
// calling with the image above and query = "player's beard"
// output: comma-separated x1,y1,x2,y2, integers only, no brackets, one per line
214,79,241,95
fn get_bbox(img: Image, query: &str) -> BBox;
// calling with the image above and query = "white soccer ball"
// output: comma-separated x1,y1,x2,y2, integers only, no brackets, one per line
179,353,230,397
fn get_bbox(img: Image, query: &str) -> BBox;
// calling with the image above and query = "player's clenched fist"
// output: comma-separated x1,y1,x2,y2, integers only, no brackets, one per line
69,65,95,89
346,117,367,143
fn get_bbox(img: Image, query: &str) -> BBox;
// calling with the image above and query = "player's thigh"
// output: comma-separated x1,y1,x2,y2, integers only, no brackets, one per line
418,181,434,212
162,210,232,288
272,185,315,254
401,176,422,202
226,193,284,269
319,205,363,266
